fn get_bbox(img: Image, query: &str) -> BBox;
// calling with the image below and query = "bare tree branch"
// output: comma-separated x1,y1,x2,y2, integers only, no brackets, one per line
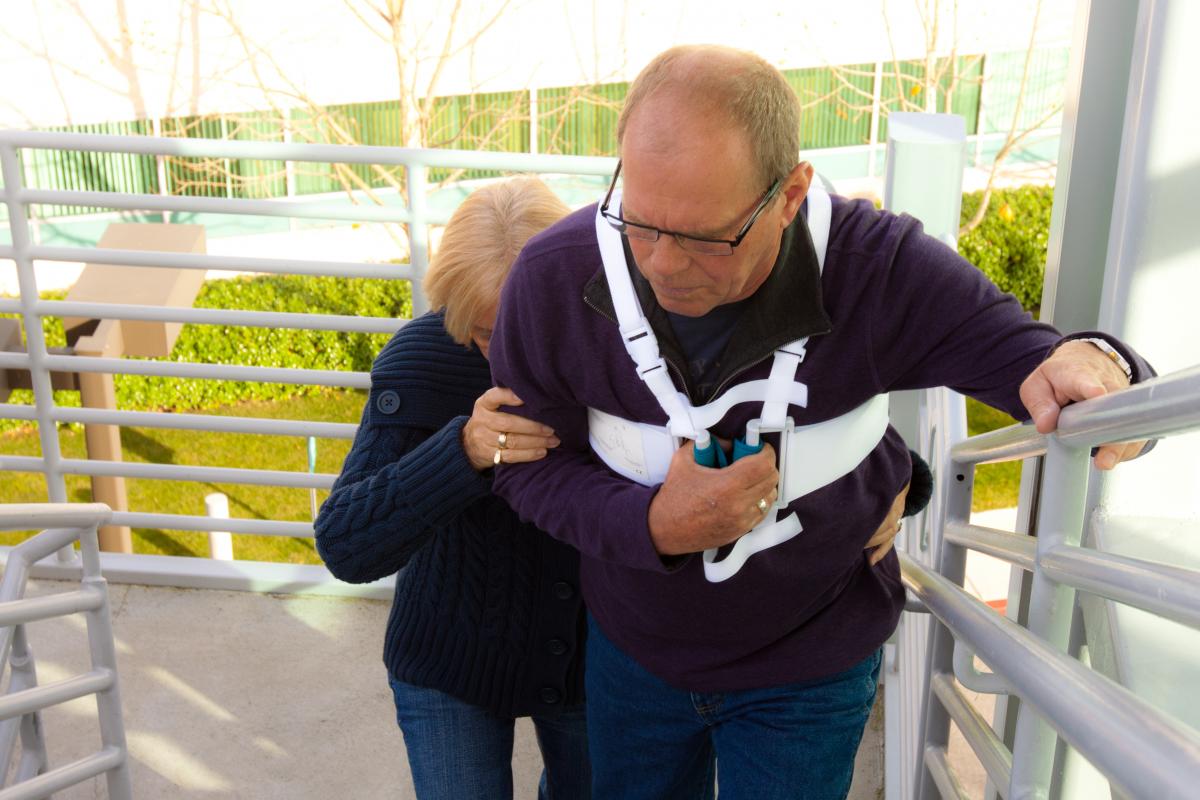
960,0,1052,235
32,0,75,125
341,0,394,44
62,0,149,119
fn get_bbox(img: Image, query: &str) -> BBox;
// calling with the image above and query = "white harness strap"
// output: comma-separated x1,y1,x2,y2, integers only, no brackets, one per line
594,201,697,438
592,182,883,583
807,177,832,270
761,340,807,430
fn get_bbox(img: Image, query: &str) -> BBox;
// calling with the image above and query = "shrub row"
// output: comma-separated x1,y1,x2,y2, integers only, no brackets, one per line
111,272,411,411
1,273,410,432
958,183,1054,313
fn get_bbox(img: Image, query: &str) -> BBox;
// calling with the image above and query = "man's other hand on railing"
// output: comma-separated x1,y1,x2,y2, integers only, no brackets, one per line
1019,339,1149,470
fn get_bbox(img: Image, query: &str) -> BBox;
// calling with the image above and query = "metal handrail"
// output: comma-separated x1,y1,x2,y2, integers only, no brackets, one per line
0,130,622,594
913,362,1200,799
31,299,406,334
19,244,412,279
0,503,131,798
0,129,618,172
0,350,372,388
951,365,1200,465
903,553,1200,800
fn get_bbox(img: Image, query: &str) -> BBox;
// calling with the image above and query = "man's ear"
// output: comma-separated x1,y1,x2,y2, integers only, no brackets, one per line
778,162,814,228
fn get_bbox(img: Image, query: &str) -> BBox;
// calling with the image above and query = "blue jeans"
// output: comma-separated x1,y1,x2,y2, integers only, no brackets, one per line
585,614,881,800
389,676,591,800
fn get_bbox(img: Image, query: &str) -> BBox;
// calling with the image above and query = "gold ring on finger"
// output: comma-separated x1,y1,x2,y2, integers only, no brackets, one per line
493,449,502,466
497,431,508,449
757,498,770,513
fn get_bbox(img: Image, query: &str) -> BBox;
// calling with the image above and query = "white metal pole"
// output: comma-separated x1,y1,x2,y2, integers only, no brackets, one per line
406,164,430,315
529,87,539,155
204,493,234,561
0,145,72,533
868,61,884,179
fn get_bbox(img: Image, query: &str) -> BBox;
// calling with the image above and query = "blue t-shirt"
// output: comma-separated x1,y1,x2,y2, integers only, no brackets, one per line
666,299,749,401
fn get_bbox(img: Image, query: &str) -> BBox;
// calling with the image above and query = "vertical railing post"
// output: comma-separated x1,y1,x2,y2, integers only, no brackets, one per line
10,626,49,781
79,522,133,800
406,162,430,316
914,454,976,800
0,145,72,518
529,87,539,156
868,61,884,179
883,112,968,800
151,117,172,224
1009,440,1090,799
205,492,234,561
283,119,298,234
974,56,988,169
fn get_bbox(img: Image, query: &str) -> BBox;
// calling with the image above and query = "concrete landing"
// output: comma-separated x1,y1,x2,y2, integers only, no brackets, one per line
13,578,887,799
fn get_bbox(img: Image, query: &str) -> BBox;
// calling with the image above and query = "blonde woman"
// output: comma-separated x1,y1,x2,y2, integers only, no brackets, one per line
316,178,588,799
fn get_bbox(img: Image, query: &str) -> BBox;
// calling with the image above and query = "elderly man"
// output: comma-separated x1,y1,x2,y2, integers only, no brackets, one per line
489,45,1151,799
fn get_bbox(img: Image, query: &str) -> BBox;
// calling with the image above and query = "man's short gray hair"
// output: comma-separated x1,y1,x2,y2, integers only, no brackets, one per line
617,45,801,189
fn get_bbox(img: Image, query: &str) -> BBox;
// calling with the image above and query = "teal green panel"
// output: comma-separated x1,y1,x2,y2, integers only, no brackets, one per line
536,82,626,158
877,55,984,143
160,115,230,198
426,89,530,182
784,64,875,149
980,47,1069,134
24,118,159,218
227,111,287,200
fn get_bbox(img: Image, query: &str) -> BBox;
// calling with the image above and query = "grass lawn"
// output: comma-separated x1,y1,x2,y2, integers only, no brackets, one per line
0,390,365,564
966,397,1024,511
1,391,1024,564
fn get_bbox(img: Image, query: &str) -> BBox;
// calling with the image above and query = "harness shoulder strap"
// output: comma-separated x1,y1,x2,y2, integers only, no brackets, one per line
806,180,832,269
593,182,834,436
594,199,696,438
760,183,832,427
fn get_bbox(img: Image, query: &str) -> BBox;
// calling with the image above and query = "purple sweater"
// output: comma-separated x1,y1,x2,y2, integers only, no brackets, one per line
489,196,1149,692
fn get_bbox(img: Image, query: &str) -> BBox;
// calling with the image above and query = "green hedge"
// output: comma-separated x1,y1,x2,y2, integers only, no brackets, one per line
958,184,1054,312
1,273,410,431
113,273,409,410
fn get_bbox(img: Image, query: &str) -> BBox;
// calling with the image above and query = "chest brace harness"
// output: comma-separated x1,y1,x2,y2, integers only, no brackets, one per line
589,184,890,582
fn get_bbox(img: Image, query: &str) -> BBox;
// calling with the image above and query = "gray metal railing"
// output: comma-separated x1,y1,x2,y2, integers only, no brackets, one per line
0,130,615,595
908,364,1200,800
0,503,131,800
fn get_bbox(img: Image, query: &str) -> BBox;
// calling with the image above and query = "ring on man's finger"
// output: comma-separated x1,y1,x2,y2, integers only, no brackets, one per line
895,520,903,533
497,431,508,449
493,449,503,466
757,497,770,513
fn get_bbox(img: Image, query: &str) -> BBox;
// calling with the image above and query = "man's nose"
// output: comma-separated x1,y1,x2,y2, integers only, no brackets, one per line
643,235,692,278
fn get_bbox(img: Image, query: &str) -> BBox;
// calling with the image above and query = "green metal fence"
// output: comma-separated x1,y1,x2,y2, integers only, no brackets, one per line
875,55,985,143
21,120,158,218
537,82,628,157
979,47,1070,134
785,63,877,149
426,89,529,182
18,48,1068,217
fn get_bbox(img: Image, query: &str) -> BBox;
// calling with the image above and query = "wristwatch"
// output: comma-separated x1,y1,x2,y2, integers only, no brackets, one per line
1079,337,1133,382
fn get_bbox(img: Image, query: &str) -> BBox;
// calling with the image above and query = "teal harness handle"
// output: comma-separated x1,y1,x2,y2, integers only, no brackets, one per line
693,430,729,468
693,422,764,468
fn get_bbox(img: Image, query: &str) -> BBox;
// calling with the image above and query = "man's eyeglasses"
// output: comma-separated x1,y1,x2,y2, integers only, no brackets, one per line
599,161,782,257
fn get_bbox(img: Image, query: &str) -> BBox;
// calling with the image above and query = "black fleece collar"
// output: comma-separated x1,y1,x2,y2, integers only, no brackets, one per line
583,205,833,403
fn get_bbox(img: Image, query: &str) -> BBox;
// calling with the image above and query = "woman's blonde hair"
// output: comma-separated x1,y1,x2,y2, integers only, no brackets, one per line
424,177,570,347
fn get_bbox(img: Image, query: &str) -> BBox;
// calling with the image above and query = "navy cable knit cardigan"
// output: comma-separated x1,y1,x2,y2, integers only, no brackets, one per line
314,312,585,718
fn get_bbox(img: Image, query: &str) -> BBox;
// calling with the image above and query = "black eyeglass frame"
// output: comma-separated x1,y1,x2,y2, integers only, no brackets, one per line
598,160,783,257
